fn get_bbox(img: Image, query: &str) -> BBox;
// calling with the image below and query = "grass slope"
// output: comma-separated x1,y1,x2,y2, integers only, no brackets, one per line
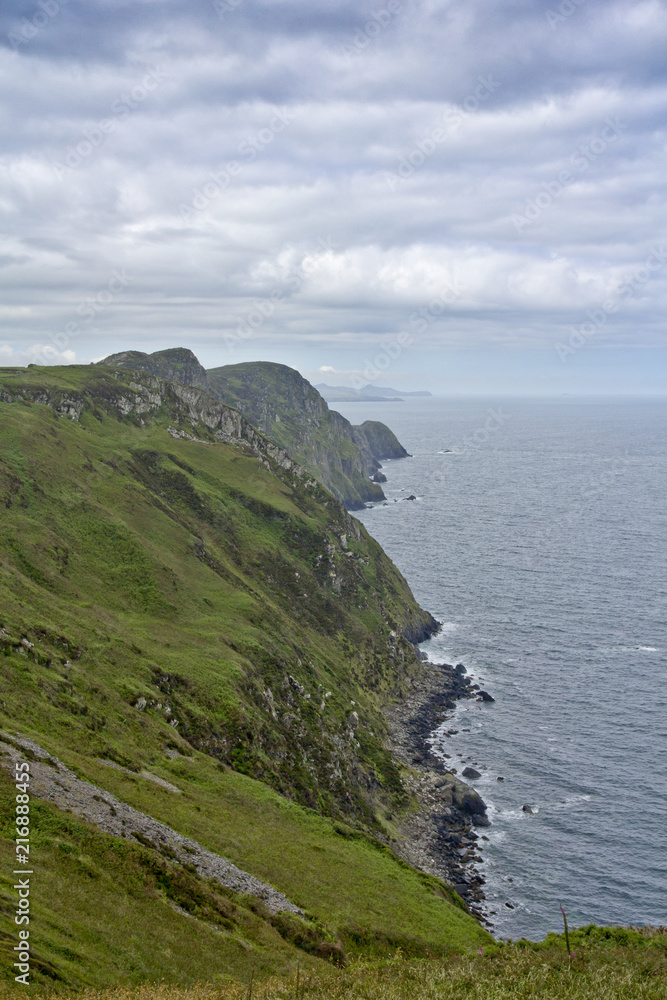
2,922,665,997
0,365,488,985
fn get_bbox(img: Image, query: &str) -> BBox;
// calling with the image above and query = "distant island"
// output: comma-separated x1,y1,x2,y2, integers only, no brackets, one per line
316,383,433,403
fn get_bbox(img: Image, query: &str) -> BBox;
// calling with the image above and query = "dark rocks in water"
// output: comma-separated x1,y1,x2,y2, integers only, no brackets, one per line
505,901,515,909
403,494,416,501
454,663,467,674
497,776,505,781
452,781,489,825
522,804,534,814
476,690,495,702
462,766,482,779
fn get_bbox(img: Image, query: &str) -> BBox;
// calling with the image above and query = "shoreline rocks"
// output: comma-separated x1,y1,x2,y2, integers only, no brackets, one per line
384,659,493,922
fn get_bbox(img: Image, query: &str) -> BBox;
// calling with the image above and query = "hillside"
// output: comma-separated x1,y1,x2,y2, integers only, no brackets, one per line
98,351,408,508
0,364,491,987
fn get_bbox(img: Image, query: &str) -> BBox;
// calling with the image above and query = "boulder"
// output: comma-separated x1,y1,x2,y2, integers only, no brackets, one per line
462,766,481,779
451,778,489,824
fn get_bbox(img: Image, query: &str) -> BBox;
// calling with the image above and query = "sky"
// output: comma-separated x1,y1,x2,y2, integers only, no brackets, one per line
1,0,666,394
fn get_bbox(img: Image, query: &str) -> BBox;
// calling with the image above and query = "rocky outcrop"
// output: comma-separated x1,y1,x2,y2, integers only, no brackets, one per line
354,421,409,462
100,348,210,391
402,615,440,644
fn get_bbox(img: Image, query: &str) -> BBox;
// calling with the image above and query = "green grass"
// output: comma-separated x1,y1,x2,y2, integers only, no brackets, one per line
0,366,489,985
0,770,330,989
2,928,665,998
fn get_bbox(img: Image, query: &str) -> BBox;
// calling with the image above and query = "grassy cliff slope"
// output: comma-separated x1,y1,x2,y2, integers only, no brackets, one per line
0,364,488,986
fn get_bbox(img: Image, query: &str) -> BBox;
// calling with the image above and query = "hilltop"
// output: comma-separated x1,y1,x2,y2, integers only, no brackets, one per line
99,351,408,508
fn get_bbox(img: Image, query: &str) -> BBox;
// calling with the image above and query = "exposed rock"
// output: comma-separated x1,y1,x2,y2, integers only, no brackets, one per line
383,659,491,920
97,352,413,510
476,690,495,703
100,348,210,391
462,766,482,779
0,731,301,914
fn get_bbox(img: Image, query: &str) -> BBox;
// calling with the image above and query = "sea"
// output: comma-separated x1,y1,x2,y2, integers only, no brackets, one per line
334,396,667,941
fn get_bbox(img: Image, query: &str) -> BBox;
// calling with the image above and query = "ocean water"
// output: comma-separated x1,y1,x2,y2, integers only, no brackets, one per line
335,396,667,941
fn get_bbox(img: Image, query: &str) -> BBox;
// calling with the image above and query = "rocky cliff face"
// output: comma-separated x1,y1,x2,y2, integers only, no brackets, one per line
98,350,409,509
355,420,409,462
207,361,390,508
100,348,211,391
2,365,300,478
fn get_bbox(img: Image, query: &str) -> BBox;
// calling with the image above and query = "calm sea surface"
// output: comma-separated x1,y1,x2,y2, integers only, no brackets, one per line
335,396,667,940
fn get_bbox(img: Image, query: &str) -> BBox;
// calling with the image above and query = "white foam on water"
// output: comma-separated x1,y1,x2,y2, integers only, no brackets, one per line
548,793,593,811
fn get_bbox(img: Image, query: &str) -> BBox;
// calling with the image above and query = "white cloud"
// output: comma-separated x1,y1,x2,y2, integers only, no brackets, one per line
0,0,666,379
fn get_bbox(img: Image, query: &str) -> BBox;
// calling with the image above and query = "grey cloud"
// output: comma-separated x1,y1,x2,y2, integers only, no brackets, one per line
1,0,666,374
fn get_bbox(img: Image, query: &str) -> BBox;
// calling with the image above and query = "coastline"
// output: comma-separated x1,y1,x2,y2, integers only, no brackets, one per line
385,656,493,925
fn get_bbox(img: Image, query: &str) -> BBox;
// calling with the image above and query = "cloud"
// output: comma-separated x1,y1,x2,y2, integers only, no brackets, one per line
0,0,666,385
0,342,77,365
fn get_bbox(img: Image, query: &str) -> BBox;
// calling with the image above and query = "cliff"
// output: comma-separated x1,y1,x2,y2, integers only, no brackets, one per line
0,363,488,986
98,350,410,508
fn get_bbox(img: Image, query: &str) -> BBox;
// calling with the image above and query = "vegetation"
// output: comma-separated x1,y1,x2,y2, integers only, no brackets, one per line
0,364,484,986
1,927,665,997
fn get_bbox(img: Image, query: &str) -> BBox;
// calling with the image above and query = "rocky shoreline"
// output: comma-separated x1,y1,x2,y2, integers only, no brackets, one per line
385,658,495,925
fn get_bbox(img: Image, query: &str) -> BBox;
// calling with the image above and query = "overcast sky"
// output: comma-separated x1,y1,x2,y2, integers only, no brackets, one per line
1,0,666,393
